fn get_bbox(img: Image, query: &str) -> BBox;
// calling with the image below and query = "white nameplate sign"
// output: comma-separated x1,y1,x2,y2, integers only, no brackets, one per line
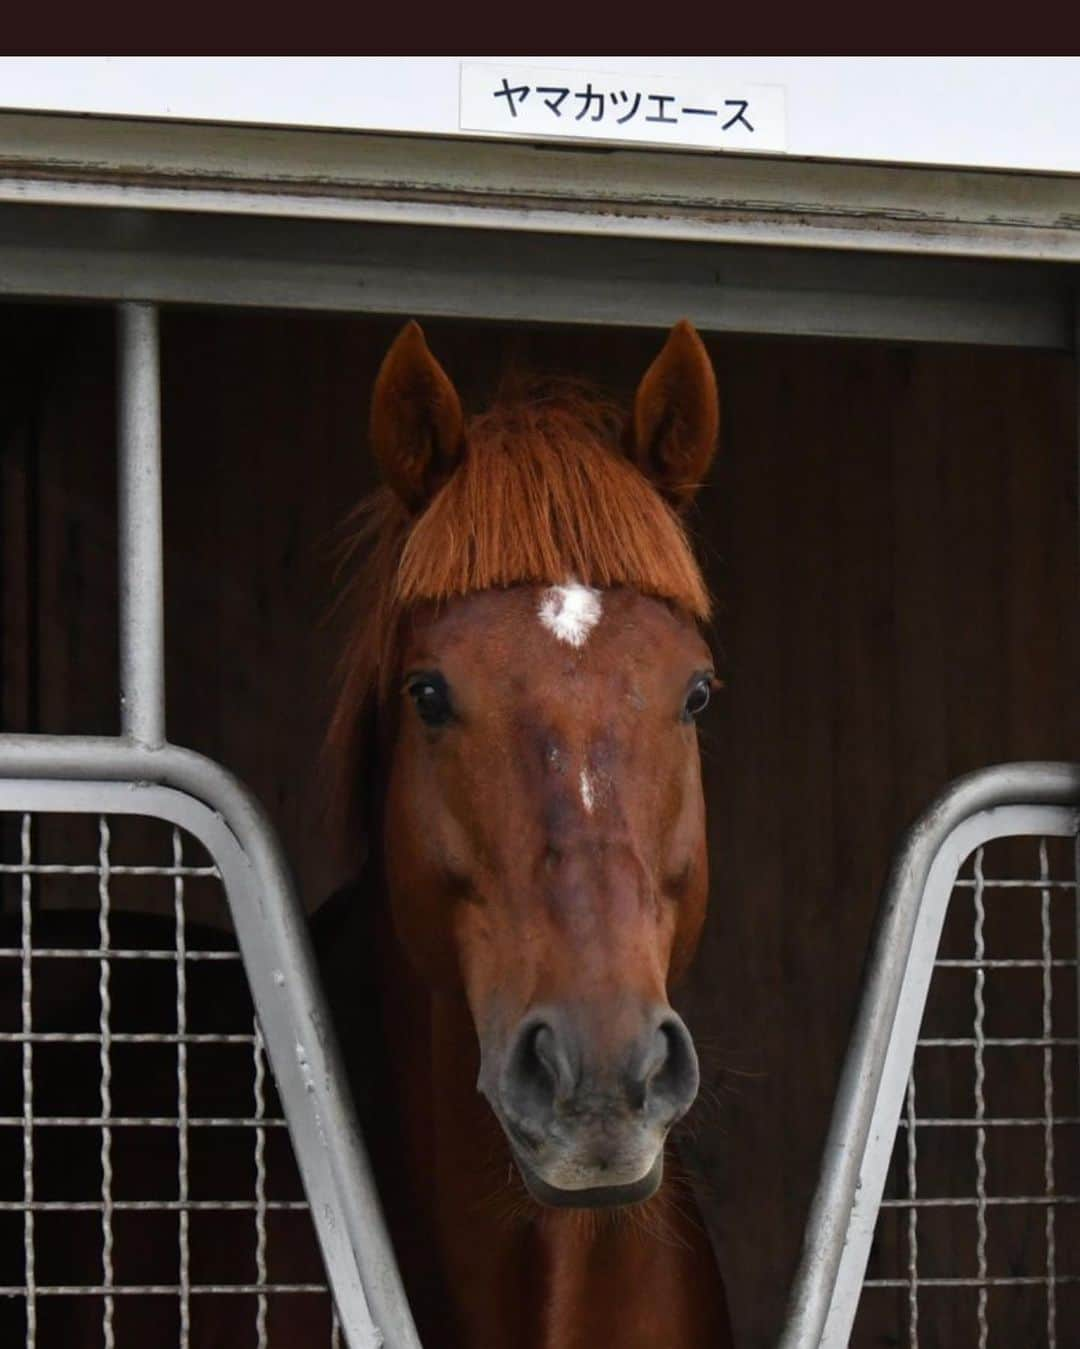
460,62,786,154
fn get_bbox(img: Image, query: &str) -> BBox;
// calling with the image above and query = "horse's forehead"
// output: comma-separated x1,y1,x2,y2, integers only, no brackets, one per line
407,586,701,677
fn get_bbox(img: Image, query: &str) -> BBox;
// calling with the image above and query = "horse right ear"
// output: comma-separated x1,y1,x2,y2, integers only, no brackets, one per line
370,321,465,512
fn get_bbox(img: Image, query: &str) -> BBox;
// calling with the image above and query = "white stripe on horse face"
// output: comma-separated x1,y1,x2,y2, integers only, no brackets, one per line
538,582,603,649
579,769,595,815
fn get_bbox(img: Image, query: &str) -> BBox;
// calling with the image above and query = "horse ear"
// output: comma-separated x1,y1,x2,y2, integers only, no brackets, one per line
370,320,465,511
629,319,719,509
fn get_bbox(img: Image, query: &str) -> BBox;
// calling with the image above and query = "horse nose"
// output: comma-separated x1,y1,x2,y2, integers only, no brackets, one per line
500,1006,698,1128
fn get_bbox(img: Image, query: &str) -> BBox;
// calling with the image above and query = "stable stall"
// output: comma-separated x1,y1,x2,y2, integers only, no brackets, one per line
0,57,1077,1348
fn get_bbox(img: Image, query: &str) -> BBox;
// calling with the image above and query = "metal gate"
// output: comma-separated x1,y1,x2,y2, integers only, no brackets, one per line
781,762,1080,1347
0,305,420,1349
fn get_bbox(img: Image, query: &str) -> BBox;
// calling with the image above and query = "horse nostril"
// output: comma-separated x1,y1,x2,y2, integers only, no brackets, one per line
641,1015,699,1123
503,1014,577,1124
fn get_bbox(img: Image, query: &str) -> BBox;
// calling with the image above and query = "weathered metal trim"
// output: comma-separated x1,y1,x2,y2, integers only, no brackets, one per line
0,112,1078,262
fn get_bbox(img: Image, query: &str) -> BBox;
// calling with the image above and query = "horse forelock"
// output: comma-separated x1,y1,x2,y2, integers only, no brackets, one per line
324,376,711,838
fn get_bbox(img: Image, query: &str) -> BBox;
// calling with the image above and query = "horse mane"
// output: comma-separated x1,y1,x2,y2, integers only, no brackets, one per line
325,372,711,838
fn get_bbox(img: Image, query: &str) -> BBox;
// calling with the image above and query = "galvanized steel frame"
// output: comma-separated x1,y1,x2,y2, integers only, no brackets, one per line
779,762,1080,1348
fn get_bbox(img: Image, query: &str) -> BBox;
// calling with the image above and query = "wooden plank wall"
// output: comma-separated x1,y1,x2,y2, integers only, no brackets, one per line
1,304,1076,1346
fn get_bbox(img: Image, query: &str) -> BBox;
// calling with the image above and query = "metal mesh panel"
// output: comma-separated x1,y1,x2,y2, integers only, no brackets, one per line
0,809,344,1347
852,834,1080,1348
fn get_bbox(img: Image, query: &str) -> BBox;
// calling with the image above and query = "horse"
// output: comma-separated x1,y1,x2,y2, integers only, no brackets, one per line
319,317,734,1349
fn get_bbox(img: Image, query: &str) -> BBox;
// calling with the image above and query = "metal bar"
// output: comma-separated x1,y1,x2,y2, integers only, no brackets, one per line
97,817,115,1349
972,849,988,1349
0,862,218,875
253,1020,269,1349
894,1117,1080,1128
173,827,190,1349
0,1200,312,1212
905,1075,918,1348
0,1116,290,1127
863,1275,1080,1289
0,1283,330,1297
1040,839,1057,1348
952,877,1078,887
881,1195,1080,1208
0,1033,258,1044
116,302,165,746
0,739,422,1349
778,762,1080,1349
20,814,35,1349
934,958,1077,967
917,1037,1077,1047
0,948,241,960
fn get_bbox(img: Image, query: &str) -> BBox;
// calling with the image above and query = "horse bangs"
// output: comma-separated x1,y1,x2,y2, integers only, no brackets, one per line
398,381,709,617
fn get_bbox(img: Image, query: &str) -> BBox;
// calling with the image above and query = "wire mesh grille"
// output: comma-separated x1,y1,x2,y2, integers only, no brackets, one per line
0,810,343,1347
852,834,1080,1348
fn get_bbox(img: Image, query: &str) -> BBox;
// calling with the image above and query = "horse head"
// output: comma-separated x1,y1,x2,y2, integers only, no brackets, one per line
333,318,719,1209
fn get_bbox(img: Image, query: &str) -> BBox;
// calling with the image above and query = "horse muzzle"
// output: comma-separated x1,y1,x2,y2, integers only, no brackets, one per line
481,1002,699,1208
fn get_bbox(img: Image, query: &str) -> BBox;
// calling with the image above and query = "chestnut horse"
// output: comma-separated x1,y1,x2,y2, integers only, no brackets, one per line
321,319,734,1349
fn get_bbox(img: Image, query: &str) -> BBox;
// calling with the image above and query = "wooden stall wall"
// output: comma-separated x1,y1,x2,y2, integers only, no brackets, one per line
1,304,1077,1346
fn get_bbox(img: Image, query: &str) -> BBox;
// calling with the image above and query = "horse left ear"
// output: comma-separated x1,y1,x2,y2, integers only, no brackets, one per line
629,319,719,509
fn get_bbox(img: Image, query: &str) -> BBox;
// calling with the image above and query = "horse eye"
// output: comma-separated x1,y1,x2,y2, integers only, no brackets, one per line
682,678,712,722
406,673,454,728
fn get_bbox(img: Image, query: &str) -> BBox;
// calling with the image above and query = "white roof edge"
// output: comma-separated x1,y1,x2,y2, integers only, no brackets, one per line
0,57,1078,176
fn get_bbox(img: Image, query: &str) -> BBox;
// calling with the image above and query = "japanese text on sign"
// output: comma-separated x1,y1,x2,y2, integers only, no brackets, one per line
459,64,786,153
